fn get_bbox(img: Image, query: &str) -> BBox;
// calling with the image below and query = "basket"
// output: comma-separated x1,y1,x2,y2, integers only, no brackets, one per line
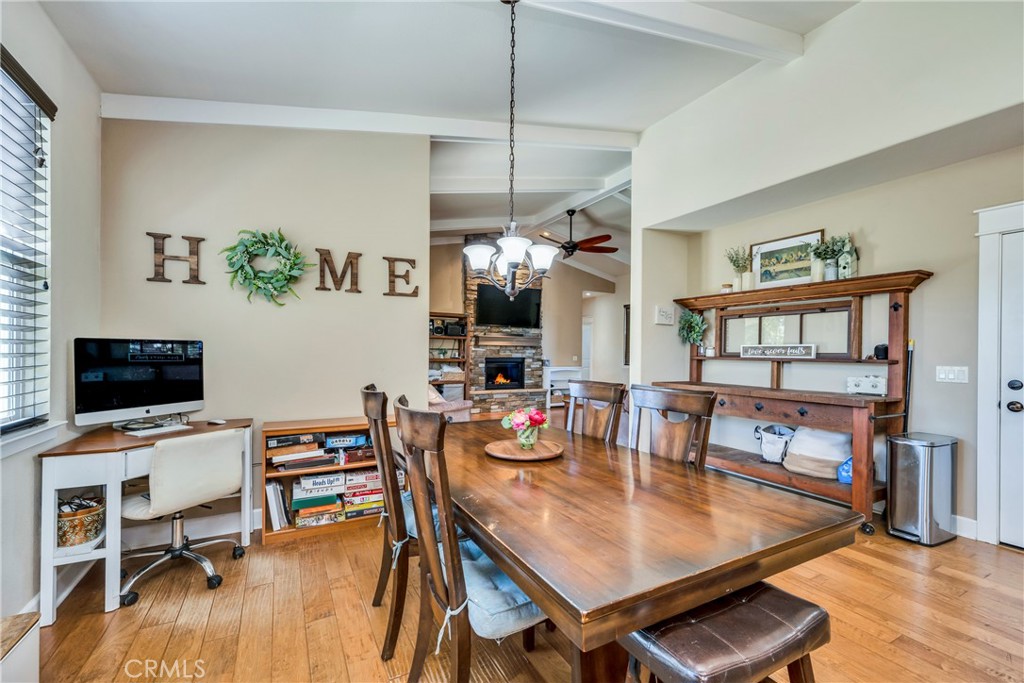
57,497,106,547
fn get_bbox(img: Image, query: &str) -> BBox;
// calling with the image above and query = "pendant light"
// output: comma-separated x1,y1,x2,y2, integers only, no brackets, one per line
464,0,559,300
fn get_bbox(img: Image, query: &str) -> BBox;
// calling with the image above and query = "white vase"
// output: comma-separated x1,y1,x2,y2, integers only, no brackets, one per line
732,275,742,292
741,272,754,290
810,259,825,282
824,259,839,281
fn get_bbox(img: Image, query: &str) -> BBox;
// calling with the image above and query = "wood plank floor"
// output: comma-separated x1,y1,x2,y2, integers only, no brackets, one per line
40,518,1022,683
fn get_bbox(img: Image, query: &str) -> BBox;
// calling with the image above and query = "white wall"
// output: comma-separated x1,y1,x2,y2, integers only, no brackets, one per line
582,273,630,385
0,1,102,615
541,261,614,367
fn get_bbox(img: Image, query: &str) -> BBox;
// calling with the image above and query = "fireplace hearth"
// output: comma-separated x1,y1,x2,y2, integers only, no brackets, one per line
485,357,525,390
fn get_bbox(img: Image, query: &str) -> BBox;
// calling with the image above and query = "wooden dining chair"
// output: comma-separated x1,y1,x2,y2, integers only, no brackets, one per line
565,379,626,444
394,396,545,683
628,385,717,469
361,384,420,661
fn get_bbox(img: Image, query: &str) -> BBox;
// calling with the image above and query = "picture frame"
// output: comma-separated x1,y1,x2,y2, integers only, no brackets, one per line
750,229,824,289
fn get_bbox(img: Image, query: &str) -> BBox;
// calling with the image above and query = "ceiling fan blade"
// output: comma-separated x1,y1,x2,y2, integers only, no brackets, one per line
579,245,619,254
575,234,613,248
538,234,565,245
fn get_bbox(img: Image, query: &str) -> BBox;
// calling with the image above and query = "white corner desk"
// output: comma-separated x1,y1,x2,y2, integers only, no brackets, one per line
37,419,253,627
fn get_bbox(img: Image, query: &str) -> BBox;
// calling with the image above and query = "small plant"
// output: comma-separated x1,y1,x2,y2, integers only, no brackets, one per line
678,309,708,346
810,235,848,261
725,246,752,274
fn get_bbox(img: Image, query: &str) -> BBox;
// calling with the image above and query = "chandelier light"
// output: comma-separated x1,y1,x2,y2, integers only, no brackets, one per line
464,0,559,300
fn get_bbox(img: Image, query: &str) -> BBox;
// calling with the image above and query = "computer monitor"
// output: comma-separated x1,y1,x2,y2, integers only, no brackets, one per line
73,338,204,427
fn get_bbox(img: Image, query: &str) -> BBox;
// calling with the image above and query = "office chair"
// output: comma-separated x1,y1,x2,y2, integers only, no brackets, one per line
119,428,247,606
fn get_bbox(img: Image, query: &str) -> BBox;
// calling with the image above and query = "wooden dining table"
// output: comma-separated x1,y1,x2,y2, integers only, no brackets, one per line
440,420,863,683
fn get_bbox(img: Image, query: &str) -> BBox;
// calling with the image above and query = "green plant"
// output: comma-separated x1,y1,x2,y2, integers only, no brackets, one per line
724,246,752,274
810,235,847,261
678,309,708,346
221,229,312,305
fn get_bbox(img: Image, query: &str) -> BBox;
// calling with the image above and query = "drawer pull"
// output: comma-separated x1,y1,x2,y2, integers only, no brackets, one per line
798,407,808,416
718,399,726,407
754,402,764,412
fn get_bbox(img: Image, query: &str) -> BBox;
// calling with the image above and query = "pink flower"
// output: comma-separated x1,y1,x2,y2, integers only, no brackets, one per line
528,409,547,427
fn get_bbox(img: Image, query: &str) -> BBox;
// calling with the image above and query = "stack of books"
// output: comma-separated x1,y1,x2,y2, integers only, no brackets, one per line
264,480,291,531
292,476,345,528
344,468,385,519
266,432,340,471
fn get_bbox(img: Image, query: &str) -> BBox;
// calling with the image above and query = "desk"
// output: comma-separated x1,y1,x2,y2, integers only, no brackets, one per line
441,420,862,683
37,419,253,627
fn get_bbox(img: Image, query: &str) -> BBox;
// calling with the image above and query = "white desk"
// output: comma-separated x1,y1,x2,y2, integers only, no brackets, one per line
543,366,585,413
37,419,253,627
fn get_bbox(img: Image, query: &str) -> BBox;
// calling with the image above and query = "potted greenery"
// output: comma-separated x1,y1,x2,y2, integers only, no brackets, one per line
725,246,752,291
678,309,708,352
810,236,847,281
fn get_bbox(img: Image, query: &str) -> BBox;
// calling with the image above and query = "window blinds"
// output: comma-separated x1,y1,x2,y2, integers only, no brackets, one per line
1,66,50,433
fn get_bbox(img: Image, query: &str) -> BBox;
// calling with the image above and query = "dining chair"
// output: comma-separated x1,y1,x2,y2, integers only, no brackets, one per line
628,385,717,468
394,396,545,683
565,379,626,444
361,384,421,661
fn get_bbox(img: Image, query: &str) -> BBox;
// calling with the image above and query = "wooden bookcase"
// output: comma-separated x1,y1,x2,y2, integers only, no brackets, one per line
429,311,469,396
260,416,389,544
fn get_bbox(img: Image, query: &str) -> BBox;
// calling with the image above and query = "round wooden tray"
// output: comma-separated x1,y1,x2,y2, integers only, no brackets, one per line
484,439,564,462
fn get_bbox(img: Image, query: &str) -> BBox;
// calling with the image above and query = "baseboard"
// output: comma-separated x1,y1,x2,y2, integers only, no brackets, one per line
953,515,978,540
20,562,94,615
122,508,259,551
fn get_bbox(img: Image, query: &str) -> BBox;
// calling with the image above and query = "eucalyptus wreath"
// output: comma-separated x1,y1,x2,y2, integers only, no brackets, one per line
221,229,311,305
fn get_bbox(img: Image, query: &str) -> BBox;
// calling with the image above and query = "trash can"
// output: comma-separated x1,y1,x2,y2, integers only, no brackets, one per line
887,433,957,546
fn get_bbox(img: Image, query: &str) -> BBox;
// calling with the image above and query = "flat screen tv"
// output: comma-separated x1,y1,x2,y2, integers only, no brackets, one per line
475,284,542,328
73,338,204,426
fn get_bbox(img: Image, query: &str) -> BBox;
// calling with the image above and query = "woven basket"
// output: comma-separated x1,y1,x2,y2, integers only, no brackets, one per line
57,498,105,547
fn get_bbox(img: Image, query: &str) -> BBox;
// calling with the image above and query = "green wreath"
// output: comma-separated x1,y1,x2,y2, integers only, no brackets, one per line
221,229,311,306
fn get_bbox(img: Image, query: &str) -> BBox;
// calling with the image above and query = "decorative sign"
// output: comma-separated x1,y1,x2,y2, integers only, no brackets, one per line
740,344,817,359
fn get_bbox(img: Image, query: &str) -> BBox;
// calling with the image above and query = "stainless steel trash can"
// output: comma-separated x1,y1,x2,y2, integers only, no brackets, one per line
887,433,957,546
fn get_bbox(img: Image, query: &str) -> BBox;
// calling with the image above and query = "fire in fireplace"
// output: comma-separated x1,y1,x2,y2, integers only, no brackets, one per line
485,357,525,390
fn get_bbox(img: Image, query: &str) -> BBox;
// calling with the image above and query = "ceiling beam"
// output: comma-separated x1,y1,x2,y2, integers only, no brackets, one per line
431,176,605,194
524,0,803,63
101,94,638,150
610,191,632,206
522,166,632,233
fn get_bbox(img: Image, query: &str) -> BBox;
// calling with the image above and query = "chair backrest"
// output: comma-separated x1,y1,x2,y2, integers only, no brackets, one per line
393,395,465,623
361,384,408,543
148,428,245,516
628,385,717,469
565,380,626,443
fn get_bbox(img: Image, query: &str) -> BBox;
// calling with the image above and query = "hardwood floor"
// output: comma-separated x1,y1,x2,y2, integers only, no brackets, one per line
39,517,1022,682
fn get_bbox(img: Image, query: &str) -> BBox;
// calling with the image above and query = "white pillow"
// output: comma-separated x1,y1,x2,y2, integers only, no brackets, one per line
426,383,445,404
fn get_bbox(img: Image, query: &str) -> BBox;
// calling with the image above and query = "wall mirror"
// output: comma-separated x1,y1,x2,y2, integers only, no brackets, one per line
720,302,851,357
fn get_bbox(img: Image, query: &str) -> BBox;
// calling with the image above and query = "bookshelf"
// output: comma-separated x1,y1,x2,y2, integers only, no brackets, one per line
429,311,468,397
260,416,392,545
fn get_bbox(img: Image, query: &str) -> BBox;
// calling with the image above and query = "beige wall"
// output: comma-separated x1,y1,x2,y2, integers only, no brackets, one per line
688,147,1024,519
582,274,631,385
429,242,465,313
541,261,614,367
101,121,430,427
0,1,102,614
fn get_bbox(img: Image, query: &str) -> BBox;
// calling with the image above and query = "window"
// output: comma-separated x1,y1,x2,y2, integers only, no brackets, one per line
1,47,57,434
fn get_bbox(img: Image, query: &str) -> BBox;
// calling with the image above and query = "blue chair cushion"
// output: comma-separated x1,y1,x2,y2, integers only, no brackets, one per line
400,489,444,540
454,539,545,641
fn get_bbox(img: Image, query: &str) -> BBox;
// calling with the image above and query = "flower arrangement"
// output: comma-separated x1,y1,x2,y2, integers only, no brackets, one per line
501,408,550,450
724,246,752,274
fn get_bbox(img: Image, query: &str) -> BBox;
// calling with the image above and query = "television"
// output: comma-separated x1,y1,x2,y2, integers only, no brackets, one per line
73,338,204,427
475,284,542,328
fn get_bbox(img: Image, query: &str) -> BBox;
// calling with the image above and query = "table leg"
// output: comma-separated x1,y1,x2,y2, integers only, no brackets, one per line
241,427,252,546
104,456,123,612
571,640,629,683
39,462,57,627
851,408,874,533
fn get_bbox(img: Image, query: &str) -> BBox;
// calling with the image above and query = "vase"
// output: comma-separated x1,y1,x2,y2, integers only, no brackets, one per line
810,259,825,282
732,275,742,292
824,259,839,281
516,426,539,450
741,271,754,291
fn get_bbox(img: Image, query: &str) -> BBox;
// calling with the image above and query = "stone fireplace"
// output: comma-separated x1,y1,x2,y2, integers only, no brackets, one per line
484,357,525,390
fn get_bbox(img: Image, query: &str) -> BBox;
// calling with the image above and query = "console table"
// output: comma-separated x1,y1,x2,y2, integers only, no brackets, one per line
36,419,253,626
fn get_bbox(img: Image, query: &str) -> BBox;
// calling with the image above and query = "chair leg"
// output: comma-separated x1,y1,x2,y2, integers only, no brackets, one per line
120,552,172,595
450,610,471,683
372,527,393,608
380,541,409,661
544,618,556,632
181,550,217,578
408,572,434,683
522,625,535,652
787,655,816,683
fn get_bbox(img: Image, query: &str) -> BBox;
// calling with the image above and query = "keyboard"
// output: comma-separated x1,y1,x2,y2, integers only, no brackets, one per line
125,424,194,437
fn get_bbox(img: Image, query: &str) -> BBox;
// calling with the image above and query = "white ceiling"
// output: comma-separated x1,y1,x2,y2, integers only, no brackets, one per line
40,0,858,280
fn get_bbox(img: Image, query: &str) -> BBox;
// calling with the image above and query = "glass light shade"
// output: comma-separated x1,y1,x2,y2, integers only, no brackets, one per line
463,244,496,271
497,236,531,265
495,252,510,275
527,244,559,272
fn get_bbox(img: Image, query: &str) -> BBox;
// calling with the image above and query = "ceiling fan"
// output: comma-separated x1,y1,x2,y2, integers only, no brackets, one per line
540,209,619,258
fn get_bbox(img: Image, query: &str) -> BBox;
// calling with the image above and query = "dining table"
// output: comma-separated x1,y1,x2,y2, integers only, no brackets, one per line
439,420,864,683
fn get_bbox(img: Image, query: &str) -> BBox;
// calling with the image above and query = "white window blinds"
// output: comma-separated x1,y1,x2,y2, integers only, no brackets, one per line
1,57,52,433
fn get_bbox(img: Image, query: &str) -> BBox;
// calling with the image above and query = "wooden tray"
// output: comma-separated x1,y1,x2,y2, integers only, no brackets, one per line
484,439,564,462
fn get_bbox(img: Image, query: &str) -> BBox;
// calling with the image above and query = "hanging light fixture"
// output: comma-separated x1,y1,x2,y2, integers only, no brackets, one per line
464,0,559,301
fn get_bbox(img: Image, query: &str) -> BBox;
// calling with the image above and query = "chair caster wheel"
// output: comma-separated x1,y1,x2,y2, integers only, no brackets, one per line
860,522,875,535
207,574,223,589
121,568,127,579
120,591,139,607
232,546,245,560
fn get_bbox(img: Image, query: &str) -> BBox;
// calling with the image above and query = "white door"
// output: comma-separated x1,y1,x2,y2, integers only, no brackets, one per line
998,231,1023,548
581,317,593,380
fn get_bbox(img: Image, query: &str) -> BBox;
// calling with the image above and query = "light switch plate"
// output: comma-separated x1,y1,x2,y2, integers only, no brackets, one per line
936,366,969,383
654,305,675,326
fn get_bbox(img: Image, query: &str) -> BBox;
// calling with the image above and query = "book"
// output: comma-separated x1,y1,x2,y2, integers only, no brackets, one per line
291,481,339,509
344,447,376,465
344,499,385,513
343,490,383,506
299,472,345,490
325,433,369,449
276,456,338,471
345,506,385,520
298,483,345,497
295,510,346,528
296,501,345,517
266,432,325,449
345,469,381,484
266,482,282,531
266,442,320,458
344,480,380,493
271,448,338,464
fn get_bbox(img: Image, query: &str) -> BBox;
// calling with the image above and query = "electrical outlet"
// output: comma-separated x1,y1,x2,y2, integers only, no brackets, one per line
572,355,578,362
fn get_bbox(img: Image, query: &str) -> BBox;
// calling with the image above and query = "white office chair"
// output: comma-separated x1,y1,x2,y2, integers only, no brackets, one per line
119,428,247,606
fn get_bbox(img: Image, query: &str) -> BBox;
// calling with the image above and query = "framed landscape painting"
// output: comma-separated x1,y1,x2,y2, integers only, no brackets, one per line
750,229,823,288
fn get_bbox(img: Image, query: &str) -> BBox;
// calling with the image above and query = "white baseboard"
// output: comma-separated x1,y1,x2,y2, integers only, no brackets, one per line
122,508,261,551
953,515,978,540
